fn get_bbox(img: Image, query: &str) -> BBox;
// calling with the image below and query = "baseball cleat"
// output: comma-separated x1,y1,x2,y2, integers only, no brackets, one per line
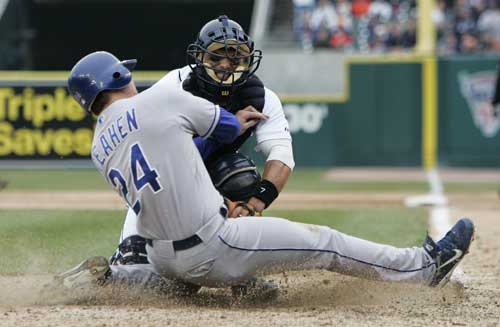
231,277,279,302
54,256,111,289
424,218,475,287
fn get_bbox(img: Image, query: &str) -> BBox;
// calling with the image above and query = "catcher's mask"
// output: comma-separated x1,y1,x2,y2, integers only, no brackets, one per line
207,152,261,202
186,15,262,99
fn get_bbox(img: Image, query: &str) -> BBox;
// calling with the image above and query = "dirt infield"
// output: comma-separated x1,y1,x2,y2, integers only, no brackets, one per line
1,187,500,325
2,190,495,210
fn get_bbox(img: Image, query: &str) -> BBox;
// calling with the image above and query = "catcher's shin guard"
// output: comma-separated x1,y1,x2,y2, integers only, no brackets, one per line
110,235,149,265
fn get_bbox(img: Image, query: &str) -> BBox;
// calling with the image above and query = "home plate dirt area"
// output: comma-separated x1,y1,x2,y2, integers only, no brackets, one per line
0,184,499,326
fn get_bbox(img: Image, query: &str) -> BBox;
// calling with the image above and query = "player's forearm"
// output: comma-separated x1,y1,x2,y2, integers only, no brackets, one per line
247,160,291,212
261,160,292,193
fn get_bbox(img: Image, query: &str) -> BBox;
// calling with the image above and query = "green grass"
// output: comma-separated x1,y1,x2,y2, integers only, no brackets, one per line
268,208,427,247
285,169,499,193
0,209,126,275
0,169,109,190
0,168,495,192
0,207,426,275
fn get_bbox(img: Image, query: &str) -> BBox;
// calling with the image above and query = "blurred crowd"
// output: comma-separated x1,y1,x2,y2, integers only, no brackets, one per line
292,0,500,54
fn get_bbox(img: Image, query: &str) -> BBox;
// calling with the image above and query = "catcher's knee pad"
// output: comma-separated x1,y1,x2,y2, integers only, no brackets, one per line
110,235,149,265
207,152,261,202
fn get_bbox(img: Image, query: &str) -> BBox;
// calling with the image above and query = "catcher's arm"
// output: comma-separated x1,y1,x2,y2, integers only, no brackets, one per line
228,160,291,217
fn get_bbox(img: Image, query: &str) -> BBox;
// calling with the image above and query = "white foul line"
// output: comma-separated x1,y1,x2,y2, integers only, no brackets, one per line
427,168,466,282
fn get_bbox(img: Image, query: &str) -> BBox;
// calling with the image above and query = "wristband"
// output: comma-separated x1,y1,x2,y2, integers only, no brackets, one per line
253,179,279,209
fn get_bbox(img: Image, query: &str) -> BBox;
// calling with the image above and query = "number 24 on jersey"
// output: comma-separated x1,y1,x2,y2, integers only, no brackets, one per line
107,143,162,214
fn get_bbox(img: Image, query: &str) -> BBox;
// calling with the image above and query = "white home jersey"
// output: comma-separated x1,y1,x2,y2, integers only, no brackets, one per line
91,73,225,241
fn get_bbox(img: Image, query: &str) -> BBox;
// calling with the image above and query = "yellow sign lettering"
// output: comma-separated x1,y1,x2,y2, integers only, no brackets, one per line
14,129,35,155
0,125,92,157
74,128,93,155
53,129,73,156
0,88,14,121
33,95,55,128
0,122,13,156
33,129,53,155
0,87,88,127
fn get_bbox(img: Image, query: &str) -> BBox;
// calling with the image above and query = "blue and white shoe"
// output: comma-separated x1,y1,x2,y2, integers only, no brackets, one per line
423,218,475,287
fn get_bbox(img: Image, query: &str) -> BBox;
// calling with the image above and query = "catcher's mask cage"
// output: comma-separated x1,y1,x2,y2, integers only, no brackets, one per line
186,15,262,96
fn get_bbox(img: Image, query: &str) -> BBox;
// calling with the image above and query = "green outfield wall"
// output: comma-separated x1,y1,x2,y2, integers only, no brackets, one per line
248,62,423,167
329,63,423,166
271,56,499,168
438,56,500,167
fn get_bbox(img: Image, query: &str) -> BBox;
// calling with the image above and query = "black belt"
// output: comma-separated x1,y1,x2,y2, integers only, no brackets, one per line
146,207,226,251
146,234,203,251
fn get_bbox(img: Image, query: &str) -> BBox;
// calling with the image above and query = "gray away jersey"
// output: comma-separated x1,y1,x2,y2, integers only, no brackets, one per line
91,73,225,241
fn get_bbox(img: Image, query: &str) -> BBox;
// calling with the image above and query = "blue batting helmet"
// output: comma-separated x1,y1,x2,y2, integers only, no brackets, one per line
68,51,137,112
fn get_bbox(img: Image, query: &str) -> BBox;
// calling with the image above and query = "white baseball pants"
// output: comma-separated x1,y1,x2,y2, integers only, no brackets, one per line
145,214,436,287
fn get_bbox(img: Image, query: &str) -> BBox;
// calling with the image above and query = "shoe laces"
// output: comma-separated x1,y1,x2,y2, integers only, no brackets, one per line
437,229,458,253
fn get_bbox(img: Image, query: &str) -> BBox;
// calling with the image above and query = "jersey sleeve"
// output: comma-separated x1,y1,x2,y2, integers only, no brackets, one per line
254,88,292,144
175,91,222,138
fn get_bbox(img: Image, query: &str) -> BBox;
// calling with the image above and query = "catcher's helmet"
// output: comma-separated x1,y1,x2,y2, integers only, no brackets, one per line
208,152,261,202
68,51,137,112
186,15,262,98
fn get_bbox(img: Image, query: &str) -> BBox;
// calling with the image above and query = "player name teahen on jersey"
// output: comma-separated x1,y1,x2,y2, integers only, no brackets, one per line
93,107,140,167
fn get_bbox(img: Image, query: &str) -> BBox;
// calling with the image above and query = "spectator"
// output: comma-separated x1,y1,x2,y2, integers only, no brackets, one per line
384,22,402,49
330,26,354,49
401,18,417,48
287,0,498,54
477,0,500,52
437,31,458,54
460,28,483,53
368,0,392,22
352,0,371,18
310,0,338,46
433,0,447,29
454,4,479,52
336,0,354,32
293,0,315,51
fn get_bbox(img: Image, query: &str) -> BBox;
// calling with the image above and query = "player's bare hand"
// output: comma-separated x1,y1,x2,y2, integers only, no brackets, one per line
235,106,268,135
226,200,262,218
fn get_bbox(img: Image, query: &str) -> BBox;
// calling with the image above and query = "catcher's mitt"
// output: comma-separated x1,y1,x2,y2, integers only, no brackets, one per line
208,152,261,202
